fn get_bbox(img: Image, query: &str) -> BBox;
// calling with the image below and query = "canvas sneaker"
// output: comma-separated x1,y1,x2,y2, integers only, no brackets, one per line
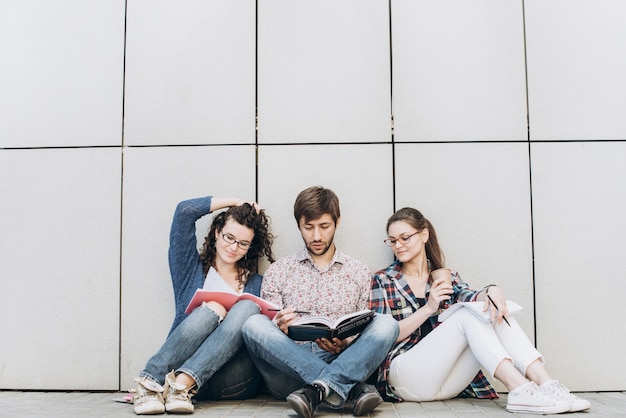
164,371,195,414
132,377,165,415
506,381,571,415
286,383,325,418
350,383,384,416
539,380,591,412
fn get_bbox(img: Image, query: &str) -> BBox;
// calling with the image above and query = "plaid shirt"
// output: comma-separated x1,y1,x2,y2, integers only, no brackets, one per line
369,260,498,401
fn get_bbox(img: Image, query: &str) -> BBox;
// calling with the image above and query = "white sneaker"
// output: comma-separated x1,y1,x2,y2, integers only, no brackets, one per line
164,371,195,414
540,380,591,412
506,381,571,415
133,377,165,415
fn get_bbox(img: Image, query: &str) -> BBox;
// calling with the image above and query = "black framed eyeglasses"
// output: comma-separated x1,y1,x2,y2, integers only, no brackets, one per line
383,231,420,247
221,233,251,250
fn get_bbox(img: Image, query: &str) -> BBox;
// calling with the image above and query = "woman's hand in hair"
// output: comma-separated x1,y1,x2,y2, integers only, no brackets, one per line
233,198,262,214
247,202,262,214
210,197,261,213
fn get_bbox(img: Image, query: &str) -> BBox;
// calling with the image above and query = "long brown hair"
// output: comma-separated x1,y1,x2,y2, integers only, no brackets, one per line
386,207,445,270
199,203,275,287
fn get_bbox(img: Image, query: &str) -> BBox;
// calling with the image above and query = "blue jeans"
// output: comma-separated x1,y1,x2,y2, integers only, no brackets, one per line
241,313,399,408
141,299,261,399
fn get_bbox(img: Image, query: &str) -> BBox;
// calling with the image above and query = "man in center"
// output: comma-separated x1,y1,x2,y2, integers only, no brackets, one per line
242,185,399,418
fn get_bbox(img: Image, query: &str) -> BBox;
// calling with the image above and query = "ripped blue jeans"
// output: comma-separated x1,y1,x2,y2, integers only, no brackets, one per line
141,299,261,400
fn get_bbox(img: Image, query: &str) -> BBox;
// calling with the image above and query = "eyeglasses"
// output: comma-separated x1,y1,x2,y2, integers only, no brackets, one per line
221,233,251,250
383,231,420,247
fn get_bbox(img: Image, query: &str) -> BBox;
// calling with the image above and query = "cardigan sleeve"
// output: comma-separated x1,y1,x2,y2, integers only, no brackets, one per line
167,196,213,333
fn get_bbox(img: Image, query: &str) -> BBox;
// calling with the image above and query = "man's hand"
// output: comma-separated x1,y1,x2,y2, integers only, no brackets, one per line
316,336,352,354
274,308,299,334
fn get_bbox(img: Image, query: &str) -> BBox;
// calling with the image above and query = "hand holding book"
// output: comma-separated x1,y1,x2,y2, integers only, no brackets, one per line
437,300,523,323
185,289,280,319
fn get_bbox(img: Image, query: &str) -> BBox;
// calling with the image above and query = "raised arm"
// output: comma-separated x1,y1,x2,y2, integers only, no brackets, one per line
168,196,214,286
209,197,254,212
168,196,255,282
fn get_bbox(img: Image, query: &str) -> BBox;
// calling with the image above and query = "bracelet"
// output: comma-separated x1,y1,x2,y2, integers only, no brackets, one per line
474,285,495,301
483,284,497,294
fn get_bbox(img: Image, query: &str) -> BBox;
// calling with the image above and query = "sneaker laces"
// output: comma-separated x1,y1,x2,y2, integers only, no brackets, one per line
134,377,164,405
541,380,576,402
310,383,325,404
166,381,196,403
517,382,559,405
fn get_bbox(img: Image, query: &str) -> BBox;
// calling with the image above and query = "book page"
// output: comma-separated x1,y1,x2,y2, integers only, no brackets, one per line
184,289,279,319
292,316,334,328
333,309,374,327
292,309,373,328
287,310,374,341
438,300,523,322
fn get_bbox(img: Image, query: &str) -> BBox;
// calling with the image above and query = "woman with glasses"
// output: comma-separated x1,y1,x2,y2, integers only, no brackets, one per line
133,196,275,415
369,207,590,415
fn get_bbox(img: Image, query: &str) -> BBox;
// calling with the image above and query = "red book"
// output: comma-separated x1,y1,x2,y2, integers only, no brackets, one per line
185,289,279,319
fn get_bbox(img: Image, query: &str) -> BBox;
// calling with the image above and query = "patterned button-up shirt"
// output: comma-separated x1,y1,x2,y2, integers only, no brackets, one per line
261,247,371,321
369,260,498,401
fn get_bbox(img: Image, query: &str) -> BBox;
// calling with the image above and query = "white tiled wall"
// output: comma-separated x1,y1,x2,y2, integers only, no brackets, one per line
0,0,125,148
1,0,624,391
124,0,256,145
0,148,122,389
392,0,527,142
525,0,626,140
531,142,626,391
257,0,391,143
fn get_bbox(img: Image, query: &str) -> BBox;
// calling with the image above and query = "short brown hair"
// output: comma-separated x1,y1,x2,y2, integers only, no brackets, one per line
293,186,340,225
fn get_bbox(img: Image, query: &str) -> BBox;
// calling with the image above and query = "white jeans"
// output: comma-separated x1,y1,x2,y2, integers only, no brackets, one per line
388,308,543,401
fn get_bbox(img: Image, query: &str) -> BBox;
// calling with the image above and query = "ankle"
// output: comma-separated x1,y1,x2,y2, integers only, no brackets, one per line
174,372,196,390
509,380,532,394
311,381,330,399
538,379,557,388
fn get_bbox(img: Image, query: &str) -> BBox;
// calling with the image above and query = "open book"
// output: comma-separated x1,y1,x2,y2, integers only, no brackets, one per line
287,309,375,341
438,300,524,323
184,289,279,319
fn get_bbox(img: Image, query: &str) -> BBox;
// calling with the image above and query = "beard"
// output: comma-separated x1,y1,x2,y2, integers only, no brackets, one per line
306,238,334,257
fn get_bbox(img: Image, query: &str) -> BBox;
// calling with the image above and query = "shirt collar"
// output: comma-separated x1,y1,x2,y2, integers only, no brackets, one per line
384,260,404,281
385,259,434,280
295,246,347,267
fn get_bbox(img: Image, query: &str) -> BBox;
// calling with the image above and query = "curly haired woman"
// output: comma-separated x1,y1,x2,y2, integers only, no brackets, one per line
133,196,275,415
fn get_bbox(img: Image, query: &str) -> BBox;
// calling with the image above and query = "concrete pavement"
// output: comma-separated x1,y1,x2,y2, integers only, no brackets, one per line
1,390,626,417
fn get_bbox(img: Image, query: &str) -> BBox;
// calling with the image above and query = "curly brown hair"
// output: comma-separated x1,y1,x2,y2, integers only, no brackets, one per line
199,203,275,288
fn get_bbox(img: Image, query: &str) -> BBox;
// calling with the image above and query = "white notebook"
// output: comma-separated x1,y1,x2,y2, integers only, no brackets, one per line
438,300,524,323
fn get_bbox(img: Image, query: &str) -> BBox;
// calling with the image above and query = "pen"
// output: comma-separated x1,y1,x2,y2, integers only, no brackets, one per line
486,294,511,327
268,308,311,314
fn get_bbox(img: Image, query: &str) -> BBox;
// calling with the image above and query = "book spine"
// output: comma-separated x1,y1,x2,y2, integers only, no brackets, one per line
335,315,372,339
